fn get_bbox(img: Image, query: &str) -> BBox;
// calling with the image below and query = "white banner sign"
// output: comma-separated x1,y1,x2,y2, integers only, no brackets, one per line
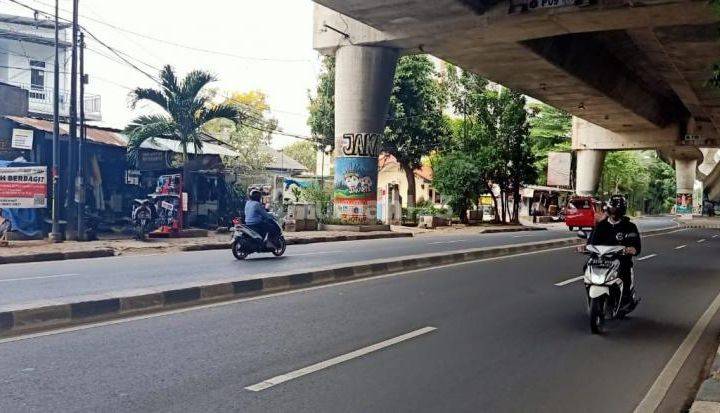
547,152,572,187
0,166,47,208
11,129,34,150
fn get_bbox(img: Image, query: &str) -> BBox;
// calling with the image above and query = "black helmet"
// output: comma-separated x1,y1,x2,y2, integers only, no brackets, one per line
249,190,262,202
608,195,627,217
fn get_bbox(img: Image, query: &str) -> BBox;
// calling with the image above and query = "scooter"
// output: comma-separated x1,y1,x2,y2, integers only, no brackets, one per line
580,240,637,334
131,199,156,241
231,216,286,260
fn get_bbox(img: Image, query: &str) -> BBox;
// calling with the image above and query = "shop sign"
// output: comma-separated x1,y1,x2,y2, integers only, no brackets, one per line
0,166,47,208
11,129,34,150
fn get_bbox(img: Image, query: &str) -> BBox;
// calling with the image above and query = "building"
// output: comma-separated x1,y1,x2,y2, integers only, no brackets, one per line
0,13,101,120
377,154,441,208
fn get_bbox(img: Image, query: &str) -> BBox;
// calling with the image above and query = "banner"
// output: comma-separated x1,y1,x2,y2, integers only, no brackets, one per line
547,152,571,187
0,166,47,208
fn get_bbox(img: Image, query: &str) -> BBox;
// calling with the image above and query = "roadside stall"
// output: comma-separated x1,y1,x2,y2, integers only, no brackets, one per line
521,185,574,223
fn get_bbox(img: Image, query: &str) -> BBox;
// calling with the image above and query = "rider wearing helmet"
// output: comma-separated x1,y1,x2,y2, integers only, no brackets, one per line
244,189,279,248
588,195,641,309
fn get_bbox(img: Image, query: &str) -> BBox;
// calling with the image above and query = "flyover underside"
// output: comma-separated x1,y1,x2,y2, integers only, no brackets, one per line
314,0,720,143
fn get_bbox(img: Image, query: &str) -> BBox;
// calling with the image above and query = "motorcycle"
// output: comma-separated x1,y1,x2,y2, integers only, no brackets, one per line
131,199,156,241
580,239,636,334
231,216,286,260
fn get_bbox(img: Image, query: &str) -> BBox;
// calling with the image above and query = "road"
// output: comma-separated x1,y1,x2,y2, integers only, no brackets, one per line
1,224,716,412
0,216,675,308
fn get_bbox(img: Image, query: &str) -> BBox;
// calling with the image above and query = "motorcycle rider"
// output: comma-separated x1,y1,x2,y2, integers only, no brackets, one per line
244,190,280,248
588,195,641,310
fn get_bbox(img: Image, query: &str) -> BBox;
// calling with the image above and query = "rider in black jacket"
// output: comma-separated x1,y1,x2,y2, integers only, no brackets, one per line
589,195,641,309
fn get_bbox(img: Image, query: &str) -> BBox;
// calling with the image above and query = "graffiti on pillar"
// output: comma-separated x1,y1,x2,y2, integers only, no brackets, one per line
341,133,382,157
334,157,378,224
676,193,693,215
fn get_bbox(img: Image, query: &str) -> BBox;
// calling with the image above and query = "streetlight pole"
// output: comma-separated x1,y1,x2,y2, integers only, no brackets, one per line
77,31,86,241
50,0,62,243
66,0,79,240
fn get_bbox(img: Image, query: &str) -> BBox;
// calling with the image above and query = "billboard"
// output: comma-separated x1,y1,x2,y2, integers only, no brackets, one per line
0,166,47,208
547,152,571,187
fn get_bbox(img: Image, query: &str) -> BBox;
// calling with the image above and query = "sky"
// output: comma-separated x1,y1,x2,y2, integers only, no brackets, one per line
3,0,322,148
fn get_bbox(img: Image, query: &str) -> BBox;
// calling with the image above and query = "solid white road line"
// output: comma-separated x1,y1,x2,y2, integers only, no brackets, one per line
428,240,465,245
0,273,79,283
245,326,437,392
637,254,658,261
675,245,687,250
634,290,720,413
512,234,536,238
291,251,344,257
698,239,707,243
554,276,584,287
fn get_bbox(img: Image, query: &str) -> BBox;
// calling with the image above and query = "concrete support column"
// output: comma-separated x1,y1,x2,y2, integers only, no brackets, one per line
675,158,697,215
333,45,399,224
575,149,606,196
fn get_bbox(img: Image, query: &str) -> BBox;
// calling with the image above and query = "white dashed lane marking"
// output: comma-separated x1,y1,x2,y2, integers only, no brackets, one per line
637,254,658,261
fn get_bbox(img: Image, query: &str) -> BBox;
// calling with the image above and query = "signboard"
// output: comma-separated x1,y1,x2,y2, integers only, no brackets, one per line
125,170,140,186
547,152,571,187
11,129,34,150
0,166,47,208
508,0,591,13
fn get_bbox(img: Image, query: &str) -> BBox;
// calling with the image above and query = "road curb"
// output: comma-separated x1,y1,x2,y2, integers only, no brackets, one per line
0,248,115,265
689,345,720,412
0,226,678,338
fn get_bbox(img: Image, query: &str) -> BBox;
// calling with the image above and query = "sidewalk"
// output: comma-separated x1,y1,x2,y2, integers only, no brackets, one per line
0,230,411,264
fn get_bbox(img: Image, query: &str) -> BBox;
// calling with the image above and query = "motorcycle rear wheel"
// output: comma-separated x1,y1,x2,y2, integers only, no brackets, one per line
590,296,606,334
232,240,249,260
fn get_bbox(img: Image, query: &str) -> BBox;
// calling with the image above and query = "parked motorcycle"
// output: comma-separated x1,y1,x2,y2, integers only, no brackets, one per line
580,239,636,334
131,199,156,241
231,215,286,260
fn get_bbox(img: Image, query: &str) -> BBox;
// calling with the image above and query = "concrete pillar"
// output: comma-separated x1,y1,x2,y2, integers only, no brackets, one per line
675,158,697,215
575,150,606,196
333,45,399,224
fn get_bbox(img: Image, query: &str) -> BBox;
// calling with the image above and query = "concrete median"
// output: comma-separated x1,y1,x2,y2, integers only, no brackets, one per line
0,226,678,338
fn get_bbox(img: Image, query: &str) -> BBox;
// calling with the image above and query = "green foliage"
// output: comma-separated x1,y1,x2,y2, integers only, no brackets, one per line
385,55,449,171
282,141,317,172
203,90,275,172
302,183,333,220
125,65,241,164
307,56,336,149
528,103,572,184
646,155,677,214
432,151,483,219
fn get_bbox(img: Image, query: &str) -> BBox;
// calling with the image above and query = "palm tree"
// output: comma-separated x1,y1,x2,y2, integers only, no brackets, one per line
125,65,241,164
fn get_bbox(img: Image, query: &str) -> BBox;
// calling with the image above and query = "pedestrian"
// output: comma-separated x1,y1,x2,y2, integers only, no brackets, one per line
0,209,10,247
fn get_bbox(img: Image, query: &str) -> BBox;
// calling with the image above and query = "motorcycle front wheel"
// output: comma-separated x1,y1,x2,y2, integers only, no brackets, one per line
232,240,249,260
272,237,287,257
590,296,606,334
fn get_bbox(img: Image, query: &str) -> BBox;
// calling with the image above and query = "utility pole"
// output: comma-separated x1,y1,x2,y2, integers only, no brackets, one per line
66,0,79,240
50,0,62,243
77,31,86,241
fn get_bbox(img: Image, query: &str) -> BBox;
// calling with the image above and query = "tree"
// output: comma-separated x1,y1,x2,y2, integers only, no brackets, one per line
203,90,275,172
283,141,317,172
307,56,335,149
125,65,241,164
529,103,572,184
646,155,676,214
385,55,449,208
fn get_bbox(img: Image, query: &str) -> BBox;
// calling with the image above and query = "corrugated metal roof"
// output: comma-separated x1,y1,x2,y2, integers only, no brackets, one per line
5,116,127,147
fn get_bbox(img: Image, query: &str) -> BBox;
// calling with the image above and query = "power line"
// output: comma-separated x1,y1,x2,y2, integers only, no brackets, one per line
29,0,312,64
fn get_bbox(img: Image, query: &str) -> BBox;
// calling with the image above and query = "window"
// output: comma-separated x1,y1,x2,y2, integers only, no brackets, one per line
29,60,45,92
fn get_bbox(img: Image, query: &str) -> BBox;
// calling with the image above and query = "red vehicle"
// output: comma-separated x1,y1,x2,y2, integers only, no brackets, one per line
565,196,604,231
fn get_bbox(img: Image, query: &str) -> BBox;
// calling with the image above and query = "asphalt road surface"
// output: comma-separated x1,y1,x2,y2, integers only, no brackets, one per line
1,224,717,412
0,216,676,307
